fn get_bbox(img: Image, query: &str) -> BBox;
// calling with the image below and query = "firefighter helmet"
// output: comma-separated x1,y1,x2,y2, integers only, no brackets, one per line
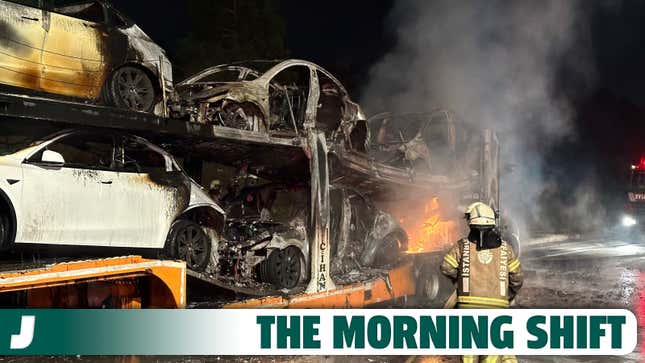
465,202,496,228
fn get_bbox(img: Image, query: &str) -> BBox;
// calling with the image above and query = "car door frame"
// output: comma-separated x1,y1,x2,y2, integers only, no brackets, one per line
261,61,321,136
40,0,109,99
16,130,119,246
0,0,48,92
110,134,189,248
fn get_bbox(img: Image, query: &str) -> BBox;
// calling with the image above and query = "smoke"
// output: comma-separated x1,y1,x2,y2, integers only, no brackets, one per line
360,0,597,234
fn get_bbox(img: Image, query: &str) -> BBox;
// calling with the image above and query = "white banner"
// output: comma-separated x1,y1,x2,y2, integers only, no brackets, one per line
203,309,637,355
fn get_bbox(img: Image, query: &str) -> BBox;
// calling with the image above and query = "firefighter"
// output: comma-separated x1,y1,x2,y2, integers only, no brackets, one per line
441,202,523,363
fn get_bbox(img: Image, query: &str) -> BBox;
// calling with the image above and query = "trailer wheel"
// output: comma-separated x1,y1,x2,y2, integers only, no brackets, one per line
167,220,212,271
107,66,156,113
415,261,454,307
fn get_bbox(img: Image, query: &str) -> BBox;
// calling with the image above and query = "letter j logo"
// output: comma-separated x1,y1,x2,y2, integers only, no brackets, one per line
10,316,35,350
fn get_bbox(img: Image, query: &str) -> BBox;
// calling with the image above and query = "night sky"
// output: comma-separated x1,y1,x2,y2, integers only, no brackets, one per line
109,0,645,107
109,0,394,94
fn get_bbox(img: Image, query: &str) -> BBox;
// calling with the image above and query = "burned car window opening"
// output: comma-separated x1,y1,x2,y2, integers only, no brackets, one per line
197,70,244,83
366,111,462,175
121,138,167,174
51,0,106,23
269,66,310,133
316,71,344,133
0,123,64,156
38,133,115,170
7,0,42,8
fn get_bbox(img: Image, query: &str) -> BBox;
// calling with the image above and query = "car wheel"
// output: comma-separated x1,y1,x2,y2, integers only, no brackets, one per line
108,66,156,113
265,246,303,289
168,220,212,271
0,211,10,249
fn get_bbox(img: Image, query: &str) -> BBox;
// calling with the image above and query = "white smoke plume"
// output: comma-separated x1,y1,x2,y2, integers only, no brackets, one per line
360,0,596,234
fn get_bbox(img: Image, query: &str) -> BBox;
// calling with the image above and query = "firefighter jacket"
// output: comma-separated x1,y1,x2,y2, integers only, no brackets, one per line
440,238,523,308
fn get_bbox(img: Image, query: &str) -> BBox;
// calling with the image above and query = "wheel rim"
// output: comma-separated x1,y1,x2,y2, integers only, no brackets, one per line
274,247,301,289
176,225,209,270
114,67,155,112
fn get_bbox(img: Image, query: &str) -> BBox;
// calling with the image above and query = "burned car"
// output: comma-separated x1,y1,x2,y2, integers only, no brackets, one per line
0,0,173,113
365,110,466,176
0,129,224,271
170,59,365,139
336,109,499,207
215,183,407,290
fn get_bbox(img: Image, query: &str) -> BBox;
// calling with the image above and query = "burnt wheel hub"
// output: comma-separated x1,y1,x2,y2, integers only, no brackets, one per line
114,67,155,112
176,224,209,270
273,246,301,289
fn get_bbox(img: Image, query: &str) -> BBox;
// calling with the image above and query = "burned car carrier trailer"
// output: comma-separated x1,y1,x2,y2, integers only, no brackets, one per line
0,90,500,308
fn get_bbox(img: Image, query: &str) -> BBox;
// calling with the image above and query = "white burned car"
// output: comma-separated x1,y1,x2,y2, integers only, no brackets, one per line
0,129,224,271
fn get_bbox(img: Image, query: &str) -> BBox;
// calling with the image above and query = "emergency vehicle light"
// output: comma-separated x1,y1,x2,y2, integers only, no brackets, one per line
631,156,645,170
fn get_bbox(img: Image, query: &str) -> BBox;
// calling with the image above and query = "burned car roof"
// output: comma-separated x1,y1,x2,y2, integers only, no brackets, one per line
171,59,365,137
177,59,349,91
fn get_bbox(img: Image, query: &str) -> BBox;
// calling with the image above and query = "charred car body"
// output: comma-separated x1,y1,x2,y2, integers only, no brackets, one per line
170,59,365,140
334,110,500,208
0,129,224,271
213,183,407,290
0,0,173,113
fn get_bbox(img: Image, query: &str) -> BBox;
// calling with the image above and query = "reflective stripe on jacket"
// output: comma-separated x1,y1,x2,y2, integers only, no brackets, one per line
441,238,523,307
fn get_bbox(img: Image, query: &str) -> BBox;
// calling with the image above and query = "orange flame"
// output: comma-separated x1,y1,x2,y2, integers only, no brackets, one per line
400,197,459,253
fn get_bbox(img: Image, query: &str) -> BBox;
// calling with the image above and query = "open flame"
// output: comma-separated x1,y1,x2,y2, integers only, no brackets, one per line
399,197,460,253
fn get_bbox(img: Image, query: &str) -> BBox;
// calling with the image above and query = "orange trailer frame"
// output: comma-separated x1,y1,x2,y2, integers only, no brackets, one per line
224,263,418,309
0,256,186,308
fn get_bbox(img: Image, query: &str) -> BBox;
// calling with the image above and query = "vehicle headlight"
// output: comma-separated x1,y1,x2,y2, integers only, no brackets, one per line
622,215,637,227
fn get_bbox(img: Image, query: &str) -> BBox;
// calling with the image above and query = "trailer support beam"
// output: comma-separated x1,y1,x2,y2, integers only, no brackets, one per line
306,131,335,293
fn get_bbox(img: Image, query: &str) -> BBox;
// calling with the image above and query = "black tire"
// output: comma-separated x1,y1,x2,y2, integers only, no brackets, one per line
415,261,455,308
0,210,11,249
166,220,212,272
265,246,303,289
107,66,156,112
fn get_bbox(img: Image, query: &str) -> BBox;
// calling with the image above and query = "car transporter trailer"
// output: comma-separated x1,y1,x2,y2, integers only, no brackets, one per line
0,90,455,309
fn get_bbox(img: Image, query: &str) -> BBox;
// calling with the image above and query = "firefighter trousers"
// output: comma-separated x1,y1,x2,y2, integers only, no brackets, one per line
462,355,518,363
